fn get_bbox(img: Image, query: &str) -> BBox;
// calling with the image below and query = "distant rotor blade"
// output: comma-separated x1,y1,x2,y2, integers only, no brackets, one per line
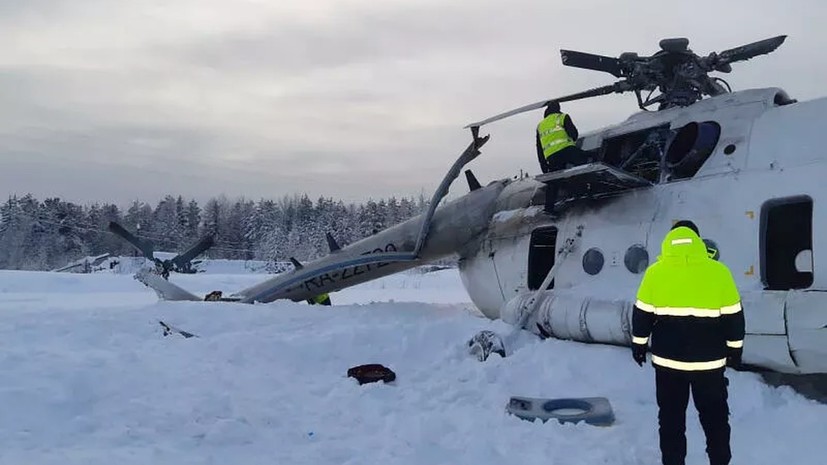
464,82,629,129
560,50,623,78
716,35,787,65
108,221,154,259
170,235,214,269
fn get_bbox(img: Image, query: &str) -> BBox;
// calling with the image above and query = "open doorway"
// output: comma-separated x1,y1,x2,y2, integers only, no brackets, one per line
528,227,558,290
761,196,813,290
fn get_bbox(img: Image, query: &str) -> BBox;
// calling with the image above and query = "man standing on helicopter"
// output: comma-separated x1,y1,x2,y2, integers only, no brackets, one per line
631,220,744,465
536,101,581,172
535,101,590,214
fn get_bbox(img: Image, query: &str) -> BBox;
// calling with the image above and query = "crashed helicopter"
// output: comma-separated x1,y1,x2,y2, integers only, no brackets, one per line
128,35,827,375
108,221,214,279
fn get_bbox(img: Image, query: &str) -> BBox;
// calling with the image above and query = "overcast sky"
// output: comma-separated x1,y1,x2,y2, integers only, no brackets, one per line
1,0,825,207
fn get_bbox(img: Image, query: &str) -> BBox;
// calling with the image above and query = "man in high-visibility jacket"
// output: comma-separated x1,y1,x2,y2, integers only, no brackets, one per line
307,293,331,306
632,220,744,465
536,101,583,172
536,102,588,215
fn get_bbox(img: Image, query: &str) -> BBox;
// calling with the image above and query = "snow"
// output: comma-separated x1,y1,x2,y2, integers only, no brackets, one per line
0,267,825,464
492,205,543,223
101,257,284,276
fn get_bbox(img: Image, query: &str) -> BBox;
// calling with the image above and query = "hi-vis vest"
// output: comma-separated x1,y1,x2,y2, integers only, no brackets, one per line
537,112,576,159
310,293,330,305
632,227,745,372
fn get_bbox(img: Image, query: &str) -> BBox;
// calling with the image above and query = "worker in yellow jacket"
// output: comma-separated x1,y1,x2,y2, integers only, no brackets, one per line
535,102,589,215
632,220,744,465
307,293,331,306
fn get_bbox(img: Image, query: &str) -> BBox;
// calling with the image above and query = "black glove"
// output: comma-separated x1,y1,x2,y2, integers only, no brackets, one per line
632,343,647,367
727,347,742,369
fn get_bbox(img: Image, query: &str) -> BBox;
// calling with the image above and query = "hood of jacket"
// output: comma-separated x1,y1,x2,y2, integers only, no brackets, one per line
659,226,709,264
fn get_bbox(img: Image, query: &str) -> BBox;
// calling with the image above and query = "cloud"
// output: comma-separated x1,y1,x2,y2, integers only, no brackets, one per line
1,0,826,206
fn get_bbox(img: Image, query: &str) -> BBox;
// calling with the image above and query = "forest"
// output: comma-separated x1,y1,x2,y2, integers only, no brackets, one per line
0,193,430,271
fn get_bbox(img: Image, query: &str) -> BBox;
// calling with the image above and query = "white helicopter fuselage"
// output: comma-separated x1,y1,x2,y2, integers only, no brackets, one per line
134,86,826,376
458,87,827,374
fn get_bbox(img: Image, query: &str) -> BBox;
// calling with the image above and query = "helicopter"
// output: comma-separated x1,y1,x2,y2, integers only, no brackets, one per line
131,35,827,376
108,221,214,279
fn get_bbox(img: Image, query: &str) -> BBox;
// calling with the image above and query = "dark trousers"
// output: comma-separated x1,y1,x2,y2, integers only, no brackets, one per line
655,368,731,465
542,147,586,173
542,147,589,213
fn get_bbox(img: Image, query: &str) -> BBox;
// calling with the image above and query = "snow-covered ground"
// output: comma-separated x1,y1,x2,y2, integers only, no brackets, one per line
0,268,825,465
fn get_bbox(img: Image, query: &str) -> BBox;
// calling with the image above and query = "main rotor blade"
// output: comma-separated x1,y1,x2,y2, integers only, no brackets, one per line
108,221,154,259
170,235,214,269
717,35,787,65
560,50,623,78
464,83,627,129
464,98,549,129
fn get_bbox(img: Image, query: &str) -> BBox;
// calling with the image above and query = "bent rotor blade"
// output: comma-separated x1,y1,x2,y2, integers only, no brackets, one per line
717,35,787,65
170,235,214,269
464,98,552,129
108,221,154,259
560,50,624,78
463,83,627,129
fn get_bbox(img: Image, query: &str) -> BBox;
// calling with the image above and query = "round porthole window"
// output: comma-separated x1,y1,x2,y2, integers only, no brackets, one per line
624,245,649,274
582,248,604,275
703,239,720,261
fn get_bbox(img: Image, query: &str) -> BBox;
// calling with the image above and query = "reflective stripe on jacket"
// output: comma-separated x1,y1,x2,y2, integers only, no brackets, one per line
632,226,745,371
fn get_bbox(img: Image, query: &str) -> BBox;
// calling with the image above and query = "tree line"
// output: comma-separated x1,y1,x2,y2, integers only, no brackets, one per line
0,193,431,271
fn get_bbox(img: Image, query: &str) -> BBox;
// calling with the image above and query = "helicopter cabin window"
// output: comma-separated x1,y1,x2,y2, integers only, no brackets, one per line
528,227,558,290
582,248,605,275
624,245,649,274
761,196,813,290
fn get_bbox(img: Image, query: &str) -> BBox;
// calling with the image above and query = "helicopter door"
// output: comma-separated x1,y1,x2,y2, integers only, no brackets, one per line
528,227,558,290
760,196,813,290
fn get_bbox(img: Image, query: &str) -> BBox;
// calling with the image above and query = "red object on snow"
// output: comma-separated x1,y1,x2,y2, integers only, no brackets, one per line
347,364,396,385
